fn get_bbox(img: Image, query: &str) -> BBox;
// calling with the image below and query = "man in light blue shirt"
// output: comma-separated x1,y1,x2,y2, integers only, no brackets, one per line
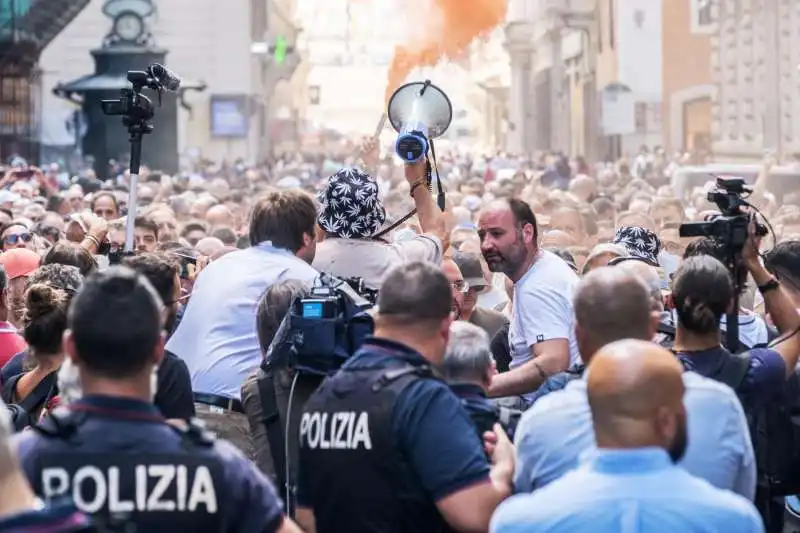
166,190,319,455
493,340,763,533
514,267,755,499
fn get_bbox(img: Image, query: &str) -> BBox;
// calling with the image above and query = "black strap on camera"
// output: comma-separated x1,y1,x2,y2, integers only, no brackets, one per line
256,366,289,493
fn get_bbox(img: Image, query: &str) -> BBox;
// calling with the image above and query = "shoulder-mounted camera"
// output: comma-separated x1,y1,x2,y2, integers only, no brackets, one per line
264,274,375,376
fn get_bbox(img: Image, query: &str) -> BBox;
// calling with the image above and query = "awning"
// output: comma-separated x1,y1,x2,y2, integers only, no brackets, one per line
54,72,206,99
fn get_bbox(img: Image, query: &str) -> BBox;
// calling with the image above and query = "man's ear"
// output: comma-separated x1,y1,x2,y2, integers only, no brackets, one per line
649,311,661,339
153,331,166,367
63,330,78,364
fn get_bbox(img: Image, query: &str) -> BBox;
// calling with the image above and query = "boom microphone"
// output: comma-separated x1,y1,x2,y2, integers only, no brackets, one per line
148,63,182,92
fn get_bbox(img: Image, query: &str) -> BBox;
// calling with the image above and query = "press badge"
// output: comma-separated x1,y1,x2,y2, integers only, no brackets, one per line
209,406,225,415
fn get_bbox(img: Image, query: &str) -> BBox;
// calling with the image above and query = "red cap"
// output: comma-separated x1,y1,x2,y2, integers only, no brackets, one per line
0,248,40,279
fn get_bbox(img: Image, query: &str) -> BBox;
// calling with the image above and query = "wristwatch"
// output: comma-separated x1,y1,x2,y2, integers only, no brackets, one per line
757,278,780,295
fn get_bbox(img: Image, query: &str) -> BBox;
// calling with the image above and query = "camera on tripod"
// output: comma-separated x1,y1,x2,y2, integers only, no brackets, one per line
100,71,157,123
679,176,767,250
100,63,181,254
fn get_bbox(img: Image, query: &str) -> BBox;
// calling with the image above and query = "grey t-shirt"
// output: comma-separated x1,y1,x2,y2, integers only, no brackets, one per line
312,235,443,289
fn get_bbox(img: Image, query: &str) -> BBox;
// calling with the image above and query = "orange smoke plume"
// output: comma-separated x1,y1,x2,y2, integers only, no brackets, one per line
384,0,507,102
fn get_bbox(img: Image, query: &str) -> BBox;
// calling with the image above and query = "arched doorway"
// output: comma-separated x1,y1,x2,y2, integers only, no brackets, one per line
683,96,712,161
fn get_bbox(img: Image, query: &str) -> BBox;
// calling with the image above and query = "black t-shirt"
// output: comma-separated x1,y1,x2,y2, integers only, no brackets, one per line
155,351,195,419
0,349,195,419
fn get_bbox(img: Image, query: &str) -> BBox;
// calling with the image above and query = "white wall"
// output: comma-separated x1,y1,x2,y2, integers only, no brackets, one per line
40,0,255,163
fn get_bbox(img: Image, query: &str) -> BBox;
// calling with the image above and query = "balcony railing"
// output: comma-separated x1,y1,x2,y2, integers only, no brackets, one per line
0,0,90,51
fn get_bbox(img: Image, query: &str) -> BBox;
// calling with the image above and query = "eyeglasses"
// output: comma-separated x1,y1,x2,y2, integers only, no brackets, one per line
451,280,470,293
167,288,191,306
4,232,32,245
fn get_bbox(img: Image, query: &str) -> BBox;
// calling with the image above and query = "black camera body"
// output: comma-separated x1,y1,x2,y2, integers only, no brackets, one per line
679,176,767,250
265,274,375,377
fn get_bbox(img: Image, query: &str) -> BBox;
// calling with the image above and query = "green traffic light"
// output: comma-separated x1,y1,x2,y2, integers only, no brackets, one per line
274,35,287,65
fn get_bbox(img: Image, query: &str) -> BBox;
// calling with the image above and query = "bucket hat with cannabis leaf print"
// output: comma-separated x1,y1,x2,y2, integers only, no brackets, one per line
613,226,662,266
317,167,387,239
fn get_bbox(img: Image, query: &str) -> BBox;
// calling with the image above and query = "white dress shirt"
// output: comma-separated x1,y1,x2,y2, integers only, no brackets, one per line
166,242,318,399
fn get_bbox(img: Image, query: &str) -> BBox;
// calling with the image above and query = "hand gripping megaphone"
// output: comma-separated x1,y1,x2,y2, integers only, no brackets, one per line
388,80,453,163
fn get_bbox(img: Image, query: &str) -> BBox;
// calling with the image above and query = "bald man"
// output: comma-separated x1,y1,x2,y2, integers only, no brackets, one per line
492,340,763,533
206,204,235,229
540,229,575,249
549,207,586,246
513,269,755,501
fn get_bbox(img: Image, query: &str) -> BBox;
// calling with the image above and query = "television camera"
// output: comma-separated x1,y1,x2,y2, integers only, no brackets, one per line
679,176,768,351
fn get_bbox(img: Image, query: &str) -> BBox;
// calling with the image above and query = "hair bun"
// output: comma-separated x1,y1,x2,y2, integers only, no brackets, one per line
24,283,67,322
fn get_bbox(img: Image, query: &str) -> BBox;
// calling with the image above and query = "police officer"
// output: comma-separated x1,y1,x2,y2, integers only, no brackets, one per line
13,267,302,533
295,262,515,533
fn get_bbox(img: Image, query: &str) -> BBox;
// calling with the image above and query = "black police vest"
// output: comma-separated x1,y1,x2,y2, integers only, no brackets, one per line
300,360,453,533
30,408,228,532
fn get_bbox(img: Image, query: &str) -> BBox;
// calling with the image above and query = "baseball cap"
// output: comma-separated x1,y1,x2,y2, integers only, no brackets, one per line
451,251,488,290
0,248,40,279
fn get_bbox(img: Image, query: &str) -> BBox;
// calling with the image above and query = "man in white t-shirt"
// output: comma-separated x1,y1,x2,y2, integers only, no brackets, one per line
477,198,580,401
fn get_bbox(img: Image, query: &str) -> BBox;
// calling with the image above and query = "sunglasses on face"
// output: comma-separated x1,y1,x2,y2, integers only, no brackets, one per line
451,280,470,293
37,226,61,240
4,232,32,245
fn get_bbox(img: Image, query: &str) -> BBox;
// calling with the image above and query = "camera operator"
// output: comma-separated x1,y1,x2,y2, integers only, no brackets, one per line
295,262,514,533
14,267,302,533
442,321,520,441
672,240,800,529
692,238,774,347
240,280,314,479
312,160,447,290
671,232,800,409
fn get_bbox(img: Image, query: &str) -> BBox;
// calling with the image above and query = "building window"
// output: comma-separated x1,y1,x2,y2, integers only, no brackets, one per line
690,0,715,34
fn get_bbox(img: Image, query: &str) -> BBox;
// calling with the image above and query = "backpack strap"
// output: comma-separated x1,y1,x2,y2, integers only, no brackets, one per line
715,351,751,391
371,364,436,392
4,372,57,416
657,322,676,337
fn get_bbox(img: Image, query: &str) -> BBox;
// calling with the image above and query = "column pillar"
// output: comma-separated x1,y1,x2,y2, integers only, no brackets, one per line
763,0,781,152
507,43,534,155
549,27,564,151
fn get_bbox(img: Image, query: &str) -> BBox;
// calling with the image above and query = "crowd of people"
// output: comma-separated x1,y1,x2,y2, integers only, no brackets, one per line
0,141,797,532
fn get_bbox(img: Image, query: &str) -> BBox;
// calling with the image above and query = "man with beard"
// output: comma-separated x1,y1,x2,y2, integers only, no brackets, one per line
492,340,763,533
513,268,755,501
477,199,579,402
122,253,195,419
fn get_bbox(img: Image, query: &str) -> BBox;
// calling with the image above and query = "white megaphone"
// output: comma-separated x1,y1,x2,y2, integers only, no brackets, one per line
387,80,453,163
